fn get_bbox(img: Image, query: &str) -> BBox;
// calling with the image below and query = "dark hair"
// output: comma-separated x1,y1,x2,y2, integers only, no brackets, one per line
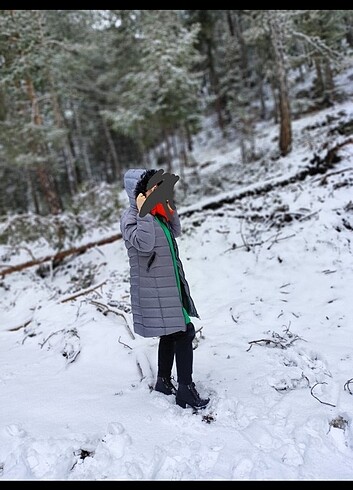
134,169,158,199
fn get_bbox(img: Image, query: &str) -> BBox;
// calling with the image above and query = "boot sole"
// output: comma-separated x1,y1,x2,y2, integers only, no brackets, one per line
176,398,209,410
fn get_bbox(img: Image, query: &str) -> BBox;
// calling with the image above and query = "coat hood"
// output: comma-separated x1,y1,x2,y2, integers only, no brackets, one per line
123,168,146,210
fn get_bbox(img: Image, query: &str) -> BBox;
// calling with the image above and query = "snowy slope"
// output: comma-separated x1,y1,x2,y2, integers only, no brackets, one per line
1,100,353,480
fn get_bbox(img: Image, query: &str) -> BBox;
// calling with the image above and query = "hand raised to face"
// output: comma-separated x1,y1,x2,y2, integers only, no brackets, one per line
139,169,179,218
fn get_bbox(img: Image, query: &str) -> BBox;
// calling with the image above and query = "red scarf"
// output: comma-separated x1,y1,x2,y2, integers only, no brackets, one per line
150,202,174,221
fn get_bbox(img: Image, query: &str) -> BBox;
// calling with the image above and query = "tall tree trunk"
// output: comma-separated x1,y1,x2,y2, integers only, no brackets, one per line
171,133,179,160
164,132,173,174
324,61,334,103
344,14,353,47
101,112,121,181
28,169,40,214
270,78,279,125
206,40,225,135
258,76,267,120
0,88,6,121
50,85,78,196
73,103,93,182
314,58,324,96
25,77,62,214
233,11,248,77
267,11,292,156
226,10,235,37
185,123,193,152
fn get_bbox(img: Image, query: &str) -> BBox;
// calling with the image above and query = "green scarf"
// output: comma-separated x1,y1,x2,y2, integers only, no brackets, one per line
154,216,191,325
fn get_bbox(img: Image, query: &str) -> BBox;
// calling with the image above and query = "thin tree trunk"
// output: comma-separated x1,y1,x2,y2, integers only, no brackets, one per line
226,10,235,37
314,58,324,95
270,78,279,125
179,129,188,180
28,169,40,214
185,123,193,152
258,77,267,120
324,61,334,102
25,77,62,214
73,103,93,182
172,133,179,160
49,73,78,195
206,40,225,135
345,15,353,47
101,112,121,181
267,11,292,156
233,11,248,76
164,132,173,174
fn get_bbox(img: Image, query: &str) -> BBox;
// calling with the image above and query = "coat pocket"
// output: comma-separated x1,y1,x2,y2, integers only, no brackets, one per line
146,251,156,272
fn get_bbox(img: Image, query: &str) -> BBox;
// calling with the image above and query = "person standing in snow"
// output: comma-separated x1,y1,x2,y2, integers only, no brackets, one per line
120,168,209,410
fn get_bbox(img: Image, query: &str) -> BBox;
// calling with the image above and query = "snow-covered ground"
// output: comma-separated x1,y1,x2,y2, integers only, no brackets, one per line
1,96,353,480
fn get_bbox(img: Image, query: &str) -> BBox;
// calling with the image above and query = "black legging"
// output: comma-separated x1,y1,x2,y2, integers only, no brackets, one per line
157,322,195,385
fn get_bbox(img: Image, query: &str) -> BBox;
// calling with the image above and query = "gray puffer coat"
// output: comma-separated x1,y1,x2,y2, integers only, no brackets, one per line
120,168,200,338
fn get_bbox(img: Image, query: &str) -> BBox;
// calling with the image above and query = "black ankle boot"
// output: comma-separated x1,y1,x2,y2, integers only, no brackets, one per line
176,382,210,409
155,377,177,396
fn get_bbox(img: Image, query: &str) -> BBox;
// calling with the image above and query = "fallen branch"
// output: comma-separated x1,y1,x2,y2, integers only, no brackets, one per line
8,318,32,332
312,166,353,185
89,299,135,340
60,281,107,303
0,233,121,278
298,210,321,222
2,139,352,278
247,338,287,351
310,382,336,407
182,138,353,216
247,330,302,352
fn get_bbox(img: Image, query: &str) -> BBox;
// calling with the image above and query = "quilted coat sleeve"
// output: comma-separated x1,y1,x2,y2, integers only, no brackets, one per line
168,208,181,238
120,210,156,252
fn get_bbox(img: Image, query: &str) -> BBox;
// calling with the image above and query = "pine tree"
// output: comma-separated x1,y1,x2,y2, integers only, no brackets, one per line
102,10,203,170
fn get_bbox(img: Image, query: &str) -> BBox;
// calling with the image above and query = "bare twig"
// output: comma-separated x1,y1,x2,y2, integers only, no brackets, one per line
60,281,107,303
117,336,133,350
310,382,336,407
298,210,320,222
136,360,145,381
21,331,38,345
39,329,65,349
267,233,296,250
344,378,353,395
247,329,302,352
89,300,135,340
283,321,292,335
230,307,238,323
8,319,32,332
312,166,353,184
247,338,286,351
195,326,204,336
16,246,37,261
239,219,250,252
